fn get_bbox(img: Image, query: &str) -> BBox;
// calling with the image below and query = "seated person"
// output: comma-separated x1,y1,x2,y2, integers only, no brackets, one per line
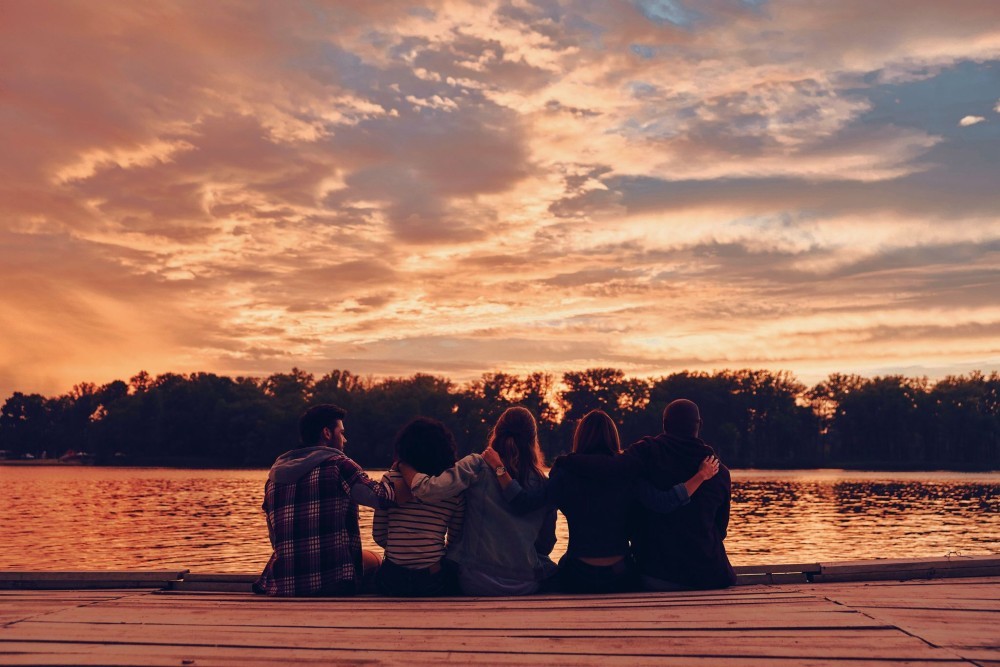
373,418,465,597
400,407,557,596
558,399,737,590
485,409,718,593
254,404,397,596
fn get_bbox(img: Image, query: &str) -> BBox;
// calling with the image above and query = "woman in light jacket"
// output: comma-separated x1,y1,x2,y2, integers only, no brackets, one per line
399,406,556,596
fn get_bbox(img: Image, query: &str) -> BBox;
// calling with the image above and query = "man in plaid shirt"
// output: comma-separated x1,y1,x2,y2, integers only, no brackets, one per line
254,404,398,596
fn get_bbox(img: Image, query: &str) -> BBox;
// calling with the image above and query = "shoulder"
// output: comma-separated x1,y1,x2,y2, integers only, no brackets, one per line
625,435,658,453
460,453,485,469
328,452,365,475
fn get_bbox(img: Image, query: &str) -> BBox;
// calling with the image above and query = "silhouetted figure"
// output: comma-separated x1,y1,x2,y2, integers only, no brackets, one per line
559,399,737,590
485,409,719,594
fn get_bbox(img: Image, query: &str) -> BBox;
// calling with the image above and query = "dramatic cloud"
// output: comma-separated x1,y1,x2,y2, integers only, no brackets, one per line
1,0,999,399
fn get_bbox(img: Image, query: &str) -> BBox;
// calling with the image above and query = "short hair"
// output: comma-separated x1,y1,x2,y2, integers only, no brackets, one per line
300,404,347,445
394,417,458,477
572,410,621,456
662,399,701,437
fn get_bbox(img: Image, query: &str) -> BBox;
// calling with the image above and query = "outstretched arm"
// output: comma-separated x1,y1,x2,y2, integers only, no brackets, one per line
401,454,483,502
342,459,396,510
482,447,554,515
635,457,719,513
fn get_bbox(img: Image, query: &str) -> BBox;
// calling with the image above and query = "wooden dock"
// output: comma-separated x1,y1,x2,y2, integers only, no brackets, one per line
1,557,998,666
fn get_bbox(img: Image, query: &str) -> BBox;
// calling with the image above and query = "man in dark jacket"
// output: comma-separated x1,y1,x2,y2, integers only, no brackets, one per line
559,399,736,590
628,399,736,589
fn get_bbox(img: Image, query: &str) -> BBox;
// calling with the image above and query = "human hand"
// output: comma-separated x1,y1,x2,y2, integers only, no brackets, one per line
698,456,720,481
482,447,503,469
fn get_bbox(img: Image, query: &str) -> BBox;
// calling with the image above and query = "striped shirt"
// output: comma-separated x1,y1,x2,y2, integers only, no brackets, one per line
373,469,465,568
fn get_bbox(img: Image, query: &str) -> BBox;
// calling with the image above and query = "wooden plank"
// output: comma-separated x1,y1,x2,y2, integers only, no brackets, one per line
0,571,187,590
168,581,254,592
813,565,1000,583
819,556,1000,575
140,592,818,610
733,563,821,575
182,573,258,583
0,571,188,582
0,641,974,667
17,604,880,631
834,607,1000,650
736,572,808,585
0,622,960,660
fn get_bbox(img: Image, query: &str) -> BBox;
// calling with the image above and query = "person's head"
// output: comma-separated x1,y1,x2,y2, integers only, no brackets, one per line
394,417,458,477
662,399,702,437
299,404,348,448
488,406,544,484
572,410,621,456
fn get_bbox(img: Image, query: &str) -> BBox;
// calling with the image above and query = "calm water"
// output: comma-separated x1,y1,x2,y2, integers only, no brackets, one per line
1,467,997,572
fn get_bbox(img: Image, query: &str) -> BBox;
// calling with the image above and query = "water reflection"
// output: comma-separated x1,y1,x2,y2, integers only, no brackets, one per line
1,467,996,572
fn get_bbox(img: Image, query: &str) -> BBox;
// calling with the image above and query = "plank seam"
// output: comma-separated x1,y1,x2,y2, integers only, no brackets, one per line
0,637,967,661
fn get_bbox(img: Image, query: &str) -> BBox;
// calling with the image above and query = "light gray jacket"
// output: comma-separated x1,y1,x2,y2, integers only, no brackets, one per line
410,453,556,581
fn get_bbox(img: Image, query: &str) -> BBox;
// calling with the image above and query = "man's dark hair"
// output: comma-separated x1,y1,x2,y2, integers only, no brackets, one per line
300,404,347,445
394,417,457,476
662,399,702,437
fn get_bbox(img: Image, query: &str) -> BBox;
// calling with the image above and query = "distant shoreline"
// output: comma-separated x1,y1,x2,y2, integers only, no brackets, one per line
1,461,997,474
0,459,82,466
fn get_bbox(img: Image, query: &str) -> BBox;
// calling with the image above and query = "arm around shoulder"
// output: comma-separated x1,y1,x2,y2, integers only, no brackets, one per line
410,454,484,502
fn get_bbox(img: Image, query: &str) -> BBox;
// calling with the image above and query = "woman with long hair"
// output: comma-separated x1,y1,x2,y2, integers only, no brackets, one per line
484,409,718,593
399,406,557,596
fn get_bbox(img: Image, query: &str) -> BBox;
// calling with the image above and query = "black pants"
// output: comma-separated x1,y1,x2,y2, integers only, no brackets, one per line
375,558,454,597
556,555,636,594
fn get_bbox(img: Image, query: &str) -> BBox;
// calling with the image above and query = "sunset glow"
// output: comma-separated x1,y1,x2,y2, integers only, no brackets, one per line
2,0,998,398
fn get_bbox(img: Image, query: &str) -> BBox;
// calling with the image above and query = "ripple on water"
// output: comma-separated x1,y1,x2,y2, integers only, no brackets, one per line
0,467,996,571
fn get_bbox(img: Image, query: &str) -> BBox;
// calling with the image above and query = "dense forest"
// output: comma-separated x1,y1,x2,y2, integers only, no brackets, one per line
1,368,997,470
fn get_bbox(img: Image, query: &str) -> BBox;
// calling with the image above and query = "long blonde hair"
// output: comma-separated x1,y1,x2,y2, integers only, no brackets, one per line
488,406,544,484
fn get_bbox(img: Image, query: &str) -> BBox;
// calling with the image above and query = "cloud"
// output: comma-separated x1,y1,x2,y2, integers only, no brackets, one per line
1,0,999,399
960,115,986,126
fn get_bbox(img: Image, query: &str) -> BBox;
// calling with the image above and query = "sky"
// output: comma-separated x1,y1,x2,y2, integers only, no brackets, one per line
1,0,999,400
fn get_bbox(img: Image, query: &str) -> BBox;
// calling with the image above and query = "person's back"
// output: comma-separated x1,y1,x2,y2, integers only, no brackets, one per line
626,431,736,589
553,463,633,560
401,407,557,595
255,404,395,597
258,453,365,596
373,418,465,597
492,410,714,594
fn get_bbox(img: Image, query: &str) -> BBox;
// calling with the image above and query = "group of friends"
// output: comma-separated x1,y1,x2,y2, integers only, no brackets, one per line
253,398,736,597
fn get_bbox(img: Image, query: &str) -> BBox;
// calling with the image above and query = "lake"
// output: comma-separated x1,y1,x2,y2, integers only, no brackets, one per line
1,467,997,572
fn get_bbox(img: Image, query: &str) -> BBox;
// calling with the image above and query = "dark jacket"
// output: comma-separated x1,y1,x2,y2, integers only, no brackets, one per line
559,432,736,589
626,433,736,589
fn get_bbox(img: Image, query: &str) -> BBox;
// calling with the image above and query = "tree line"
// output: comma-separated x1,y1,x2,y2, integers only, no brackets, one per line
1,368,997,470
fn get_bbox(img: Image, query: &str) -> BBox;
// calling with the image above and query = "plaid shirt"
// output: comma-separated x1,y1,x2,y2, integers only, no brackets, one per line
254,449,394,596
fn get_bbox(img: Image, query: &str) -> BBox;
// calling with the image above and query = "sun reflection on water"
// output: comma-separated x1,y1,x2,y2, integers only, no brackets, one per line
1,467,996,572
